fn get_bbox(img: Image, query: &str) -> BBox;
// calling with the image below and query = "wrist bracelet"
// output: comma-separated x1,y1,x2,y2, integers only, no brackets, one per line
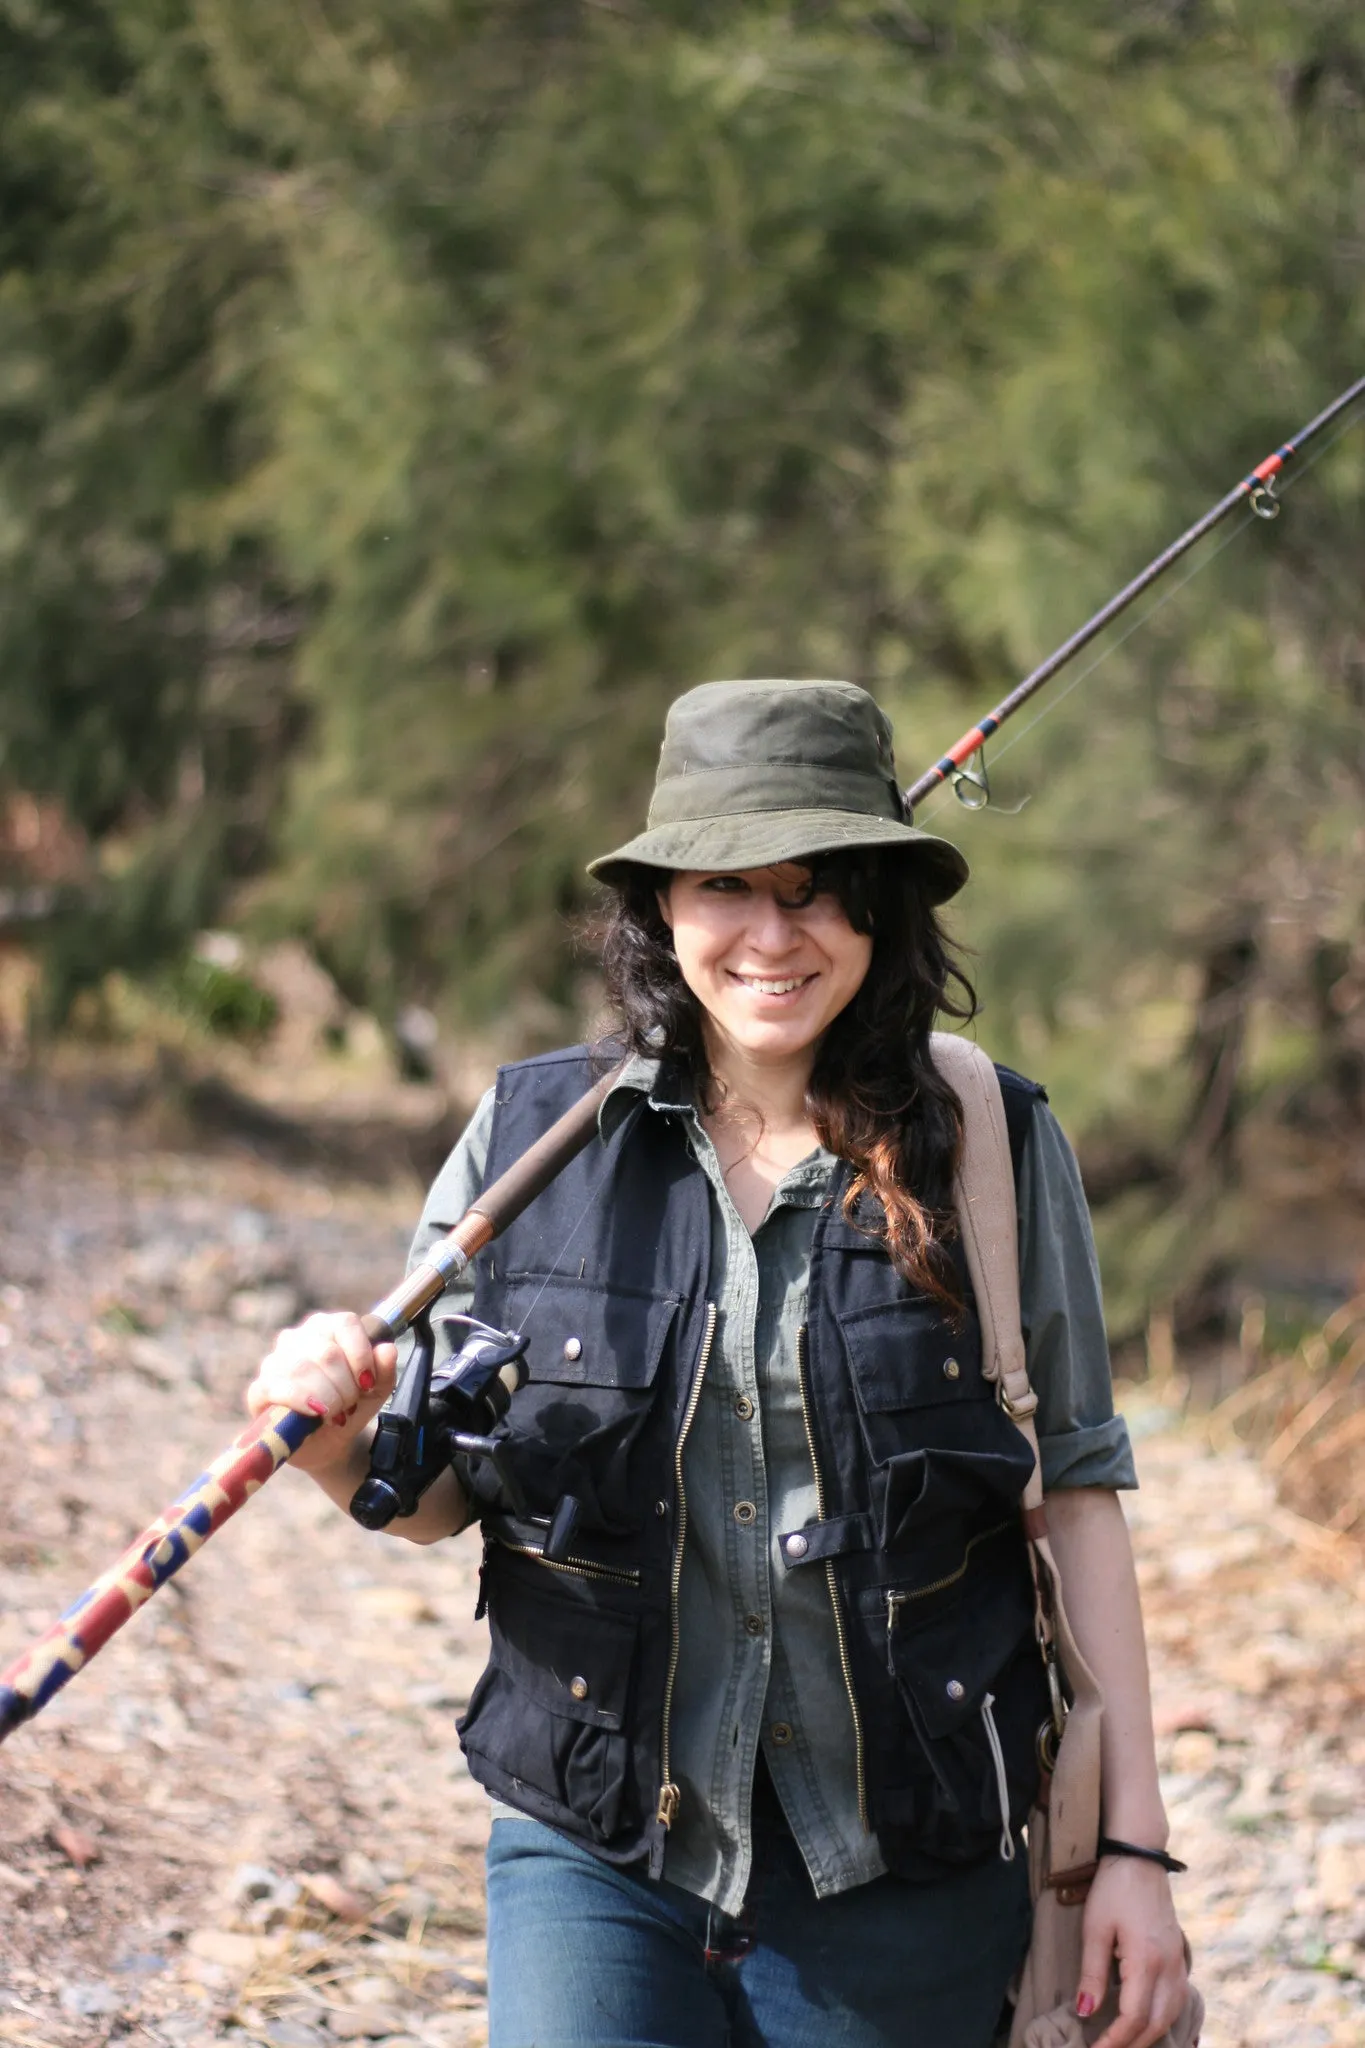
1097,1836,1187,1874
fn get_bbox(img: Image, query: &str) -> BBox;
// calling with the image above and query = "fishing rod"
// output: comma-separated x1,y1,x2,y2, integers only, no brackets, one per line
3,378,1362,1746
901,372,1365,817
0,1063,623,1744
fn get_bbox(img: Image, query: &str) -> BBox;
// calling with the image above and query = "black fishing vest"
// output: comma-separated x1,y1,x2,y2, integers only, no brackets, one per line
456,1047,1052,1883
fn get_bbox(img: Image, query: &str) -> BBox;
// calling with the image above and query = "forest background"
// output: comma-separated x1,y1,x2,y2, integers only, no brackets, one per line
2,0,1364,1365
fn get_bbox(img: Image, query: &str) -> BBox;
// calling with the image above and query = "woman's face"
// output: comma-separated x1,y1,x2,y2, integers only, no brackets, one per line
658,864,873,1071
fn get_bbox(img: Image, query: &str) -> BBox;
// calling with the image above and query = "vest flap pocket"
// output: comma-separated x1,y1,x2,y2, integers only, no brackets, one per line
503,1279,680,1390
888,1559,1033,1740
488,1565,638,1731
837,1299,984,1412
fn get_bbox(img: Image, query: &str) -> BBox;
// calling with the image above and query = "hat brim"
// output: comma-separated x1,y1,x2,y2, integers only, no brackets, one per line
587,809,968,905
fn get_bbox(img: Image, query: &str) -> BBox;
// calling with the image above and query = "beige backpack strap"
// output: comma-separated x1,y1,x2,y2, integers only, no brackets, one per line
929,1032,1105,1884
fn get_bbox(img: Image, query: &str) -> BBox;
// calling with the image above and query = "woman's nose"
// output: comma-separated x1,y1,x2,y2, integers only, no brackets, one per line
744,894,802,953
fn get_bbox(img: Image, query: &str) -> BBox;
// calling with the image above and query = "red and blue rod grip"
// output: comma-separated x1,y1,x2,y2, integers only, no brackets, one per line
0,1405,320,1741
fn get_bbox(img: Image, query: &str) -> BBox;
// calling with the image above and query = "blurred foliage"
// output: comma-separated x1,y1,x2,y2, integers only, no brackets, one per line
162,955,279,1038
1,0,1363,1329
1207,1293,1365,1539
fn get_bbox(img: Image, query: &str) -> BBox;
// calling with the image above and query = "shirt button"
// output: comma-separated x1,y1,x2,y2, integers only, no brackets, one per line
783,1532,809,1560
734,1394,755,1420
770,1722,794,1746
942,1357,961,1381
563,1337,583,1362
744,1614,765,1637
569,1676,589,1701
733,1501,757,1527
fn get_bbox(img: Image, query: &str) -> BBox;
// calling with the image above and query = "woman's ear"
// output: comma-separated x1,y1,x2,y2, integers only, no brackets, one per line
655,884,674,930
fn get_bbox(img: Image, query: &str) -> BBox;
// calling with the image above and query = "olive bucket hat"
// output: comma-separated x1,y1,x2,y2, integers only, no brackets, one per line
587,679,968,904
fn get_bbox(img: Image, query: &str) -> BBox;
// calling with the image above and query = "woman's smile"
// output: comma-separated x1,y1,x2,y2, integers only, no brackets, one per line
727,969,818,998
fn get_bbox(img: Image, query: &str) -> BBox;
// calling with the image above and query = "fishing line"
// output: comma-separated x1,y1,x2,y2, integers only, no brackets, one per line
509,1096,645,1338
914,396,1365,827
915,507,1257,825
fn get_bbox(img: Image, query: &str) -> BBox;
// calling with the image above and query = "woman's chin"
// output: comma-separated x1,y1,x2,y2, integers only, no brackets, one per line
714,1013,825,1063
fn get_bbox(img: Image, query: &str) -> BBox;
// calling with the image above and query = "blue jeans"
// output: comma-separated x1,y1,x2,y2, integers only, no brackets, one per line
485,1776,1031,2048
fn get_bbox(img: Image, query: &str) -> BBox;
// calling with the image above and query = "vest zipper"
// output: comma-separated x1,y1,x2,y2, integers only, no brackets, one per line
654,1300,718,1843
490,1535,641,1589
796,1322,867,1833
883,1517,1015,1668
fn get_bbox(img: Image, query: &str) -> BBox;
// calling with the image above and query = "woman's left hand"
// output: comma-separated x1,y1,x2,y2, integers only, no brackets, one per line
1077,1856,1189,2048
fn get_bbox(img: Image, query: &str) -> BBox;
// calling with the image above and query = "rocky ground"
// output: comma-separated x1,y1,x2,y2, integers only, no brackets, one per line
0,1072,1361,2048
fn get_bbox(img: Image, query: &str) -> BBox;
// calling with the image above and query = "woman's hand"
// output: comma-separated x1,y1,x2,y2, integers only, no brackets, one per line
1078,1856,1190,2048
246,1311,398,1475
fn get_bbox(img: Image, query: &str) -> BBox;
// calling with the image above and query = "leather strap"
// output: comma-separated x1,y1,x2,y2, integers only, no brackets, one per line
929,1032,1105,1885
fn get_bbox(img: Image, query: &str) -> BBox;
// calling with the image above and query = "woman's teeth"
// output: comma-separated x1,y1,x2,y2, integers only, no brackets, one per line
736,975,810,994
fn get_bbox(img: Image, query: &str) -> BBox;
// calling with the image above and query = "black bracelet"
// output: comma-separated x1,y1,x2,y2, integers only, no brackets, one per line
1097,1836,1187,1874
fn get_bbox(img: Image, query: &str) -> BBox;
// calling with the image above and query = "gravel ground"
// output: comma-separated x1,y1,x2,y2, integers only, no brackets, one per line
0,1083,1361,2048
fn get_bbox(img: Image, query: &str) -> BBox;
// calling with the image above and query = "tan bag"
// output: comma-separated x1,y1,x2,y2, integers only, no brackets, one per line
931,1035,1204,2048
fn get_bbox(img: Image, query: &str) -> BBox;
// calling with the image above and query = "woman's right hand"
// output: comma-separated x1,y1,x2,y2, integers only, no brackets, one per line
246,1312,399,1475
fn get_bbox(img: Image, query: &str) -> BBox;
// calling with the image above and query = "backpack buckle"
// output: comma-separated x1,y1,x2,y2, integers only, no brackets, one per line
998,1378,1038,1422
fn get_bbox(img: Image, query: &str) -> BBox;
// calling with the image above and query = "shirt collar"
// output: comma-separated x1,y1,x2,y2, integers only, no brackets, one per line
596,1049,837,1204
597,1050,671,1141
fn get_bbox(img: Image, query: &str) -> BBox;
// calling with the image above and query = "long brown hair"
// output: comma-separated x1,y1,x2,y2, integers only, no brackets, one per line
597,851,977,1311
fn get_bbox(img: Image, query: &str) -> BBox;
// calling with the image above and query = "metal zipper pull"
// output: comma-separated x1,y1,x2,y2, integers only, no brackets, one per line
656,1781,680,1829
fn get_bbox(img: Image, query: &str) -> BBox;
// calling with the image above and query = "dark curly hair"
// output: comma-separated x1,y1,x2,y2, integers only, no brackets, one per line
597,851,977,1312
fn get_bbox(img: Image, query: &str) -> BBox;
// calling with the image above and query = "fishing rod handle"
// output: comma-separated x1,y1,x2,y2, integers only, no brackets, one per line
0,1403,317,1744
0,1059,626,1744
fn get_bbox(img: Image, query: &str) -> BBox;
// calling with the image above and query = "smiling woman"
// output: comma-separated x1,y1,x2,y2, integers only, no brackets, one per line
248,679,1189,2048
661,864,873,1053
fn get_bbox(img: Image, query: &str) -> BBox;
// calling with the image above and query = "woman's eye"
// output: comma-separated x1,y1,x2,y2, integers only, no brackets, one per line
699,875,746,894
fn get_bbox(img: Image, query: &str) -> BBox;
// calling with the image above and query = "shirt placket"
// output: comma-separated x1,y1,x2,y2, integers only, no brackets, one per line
679,1117,774,1907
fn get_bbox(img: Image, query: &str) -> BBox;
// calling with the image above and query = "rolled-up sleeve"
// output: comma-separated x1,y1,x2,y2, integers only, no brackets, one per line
1017,1103,1137,1491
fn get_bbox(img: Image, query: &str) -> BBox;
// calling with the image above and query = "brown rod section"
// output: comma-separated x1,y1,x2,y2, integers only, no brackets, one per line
363,1057,627,1342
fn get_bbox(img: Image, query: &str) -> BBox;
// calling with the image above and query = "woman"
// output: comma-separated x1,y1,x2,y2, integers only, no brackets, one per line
248,680,1189,2048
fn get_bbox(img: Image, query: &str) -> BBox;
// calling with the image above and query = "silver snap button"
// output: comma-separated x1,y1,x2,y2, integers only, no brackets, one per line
733,1500,757,1527
655,1499,668,1517
770,1722,794,1746
563,1337,583,1362
734,1394,755,1420
784,1532,809,1560
569,1675,589,1701
744,1613,765,1637
943,1357,961,1380
946,1678,966,1702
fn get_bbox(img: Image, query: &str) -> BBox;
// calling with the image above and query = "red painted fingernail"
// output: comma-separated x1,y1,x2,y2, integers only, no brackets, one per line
1076,1994,1097,2020
305,1398,328,1417
357,1369,376,1393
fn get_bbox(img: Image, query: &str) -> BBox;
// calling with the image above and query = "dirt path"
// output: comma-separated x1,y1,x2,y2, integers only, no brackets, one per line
0,1099,1361,2048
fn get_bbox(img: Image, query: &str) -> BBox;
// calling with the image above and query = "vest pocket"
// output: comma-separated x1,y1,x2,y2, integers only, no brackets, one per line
490,1282,682,1535
834,1298,1034,1551
879,1439,1036,1550
837,1297,986,1412
875,1547,1048,1864
458,1556,641,1846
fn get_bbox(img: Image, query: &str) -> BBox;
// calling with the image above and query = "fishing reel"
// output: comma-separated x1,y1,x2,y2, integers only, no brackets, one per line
349,1309,530,1531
